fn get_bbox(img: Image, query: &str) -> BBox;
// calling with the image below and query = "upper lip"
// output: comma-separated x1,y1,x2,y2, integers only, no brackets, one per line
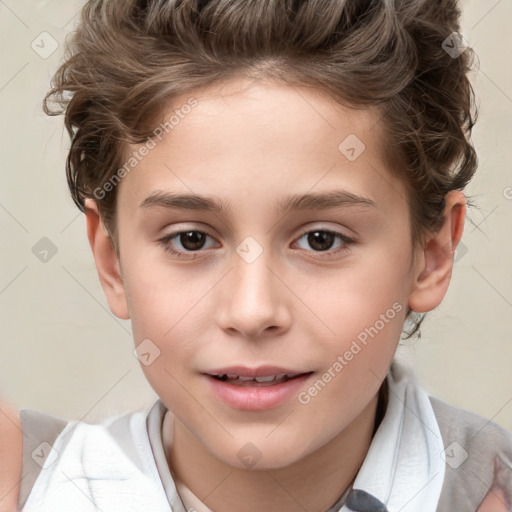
205,365,311,378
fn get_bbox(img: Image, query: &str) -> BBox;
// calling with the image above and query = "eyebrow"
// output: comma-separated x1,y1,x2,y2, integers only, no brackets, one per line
139,190,377,215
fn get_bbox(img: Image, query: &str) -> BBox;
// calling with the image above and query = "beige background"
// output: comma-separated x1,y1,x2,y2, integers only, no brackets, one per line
1,0,511,432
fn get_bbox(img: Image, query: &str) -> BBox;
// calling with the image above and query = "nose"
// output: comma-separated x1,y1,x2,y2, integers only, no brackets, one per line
216,246,292,340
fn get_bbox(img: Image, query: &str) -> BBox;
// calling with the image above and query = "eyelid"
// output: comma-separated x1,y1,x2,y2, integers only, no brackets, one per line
158,223,218,243
295,223,355,240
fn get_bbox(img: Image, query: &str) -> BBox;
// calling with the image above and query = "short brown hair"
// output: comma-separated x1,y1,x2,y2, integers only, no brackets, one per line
44,0,478,337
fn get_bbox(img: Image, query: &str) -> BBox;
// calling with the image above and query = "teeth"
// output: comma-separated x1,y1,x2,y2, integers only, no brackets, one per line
254,375,276,382
213,373,302,382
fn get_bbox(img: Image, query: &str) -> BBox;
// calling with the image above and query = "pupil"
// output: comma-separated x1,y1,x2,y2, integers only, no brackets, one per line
308,231,334,251
181,231,205,250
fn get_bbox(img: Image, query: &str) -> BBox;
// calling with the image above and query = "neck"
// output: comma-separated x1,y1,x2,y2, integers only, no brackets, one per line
164,391,381,512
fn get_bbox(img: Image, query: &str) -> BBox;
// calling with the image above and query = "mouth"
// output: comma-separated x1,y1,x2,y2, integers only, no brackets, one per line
205,365,313,386
203,366,315,410
209,372,311,387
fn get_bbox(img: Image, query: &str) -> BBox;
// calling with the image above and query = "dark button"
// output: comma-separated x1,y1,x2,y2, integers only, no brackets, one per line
346,489,389,512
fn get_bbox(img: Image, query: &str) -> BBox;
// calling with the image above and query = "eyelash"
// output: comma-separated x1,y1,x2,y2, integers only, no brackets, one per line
158,228,355,259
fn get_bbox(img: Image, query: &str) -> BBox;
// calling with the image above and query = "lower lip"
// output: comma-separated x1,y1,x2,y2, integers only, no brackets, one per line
205,373,313,411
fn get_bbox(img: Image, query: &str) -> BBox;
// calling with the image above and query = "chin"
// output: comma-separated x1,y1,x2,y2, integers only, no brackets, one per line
208,434,314,471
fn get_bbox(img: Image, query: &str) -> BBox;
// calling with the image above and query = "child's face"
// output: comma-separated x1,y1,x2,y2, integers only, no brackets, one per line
110,78,427,468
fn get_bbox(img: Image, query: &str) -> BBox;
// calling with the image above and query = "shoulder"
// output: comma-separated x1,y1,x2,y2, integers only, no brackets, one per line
429,395,512,511
16,407,69,511
430,395,512,454
0,401,23,512
17,405,155,510
19,403,168,512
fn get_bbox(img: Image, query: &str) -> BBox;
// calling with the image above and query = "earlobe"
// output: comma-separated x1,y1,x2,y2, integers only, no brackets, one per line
408,190,467,313
84,199,130,320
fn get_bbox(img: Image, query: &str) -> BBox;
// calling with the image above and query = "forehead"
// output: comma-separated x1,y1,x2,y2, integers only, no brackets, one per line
116,78,408,221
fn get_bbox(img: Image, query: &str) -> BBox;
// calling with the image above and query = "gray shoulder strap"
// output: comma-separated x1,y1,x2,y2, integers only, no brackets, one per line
430,395,512,512
18,408,68,510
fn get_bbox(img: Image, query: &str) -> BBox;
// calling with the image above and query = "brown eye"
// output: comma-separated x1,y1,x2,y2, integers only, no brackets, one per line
295,229,354,255
158,230,217,258
306,231,337,251
178,231,207,251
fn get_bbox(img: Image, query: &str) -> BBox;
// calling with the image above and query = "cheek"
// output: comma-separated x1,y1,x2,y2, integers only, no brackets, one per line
122,257,211,400
307,251,410,333
297,247,410,394
123,251,208,339
125,268,203,408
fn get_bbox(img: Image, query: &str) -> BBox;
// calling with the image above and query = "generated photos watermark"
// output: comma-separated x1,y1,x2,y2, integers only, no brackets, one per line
93,97,198,200
298,301,403,405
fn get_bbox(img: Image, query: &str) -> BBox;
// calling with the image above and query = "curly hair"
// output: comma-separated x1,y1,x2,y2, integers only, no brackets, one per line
44,0,478,338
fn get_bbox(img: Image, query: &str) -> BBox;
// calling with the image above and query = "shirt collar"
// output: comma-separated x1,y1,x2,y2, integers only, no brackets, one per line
341,362,445,512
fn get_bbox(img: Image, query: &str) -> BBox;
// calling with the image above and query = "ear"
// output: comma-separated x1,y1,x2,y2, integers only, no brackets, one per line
84,199,130,319
408,190,466,313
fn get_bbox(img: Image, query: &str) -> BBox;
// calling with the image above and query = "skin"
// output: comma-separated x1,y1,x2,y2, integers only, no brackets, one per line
0,77,465,512
477,456,512,512
0,400,22,512
477,490,510,512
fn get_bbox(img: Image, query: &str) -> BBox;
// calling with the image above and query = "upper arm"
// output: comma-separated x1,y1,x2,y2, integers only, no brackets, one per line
0,401,23,512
